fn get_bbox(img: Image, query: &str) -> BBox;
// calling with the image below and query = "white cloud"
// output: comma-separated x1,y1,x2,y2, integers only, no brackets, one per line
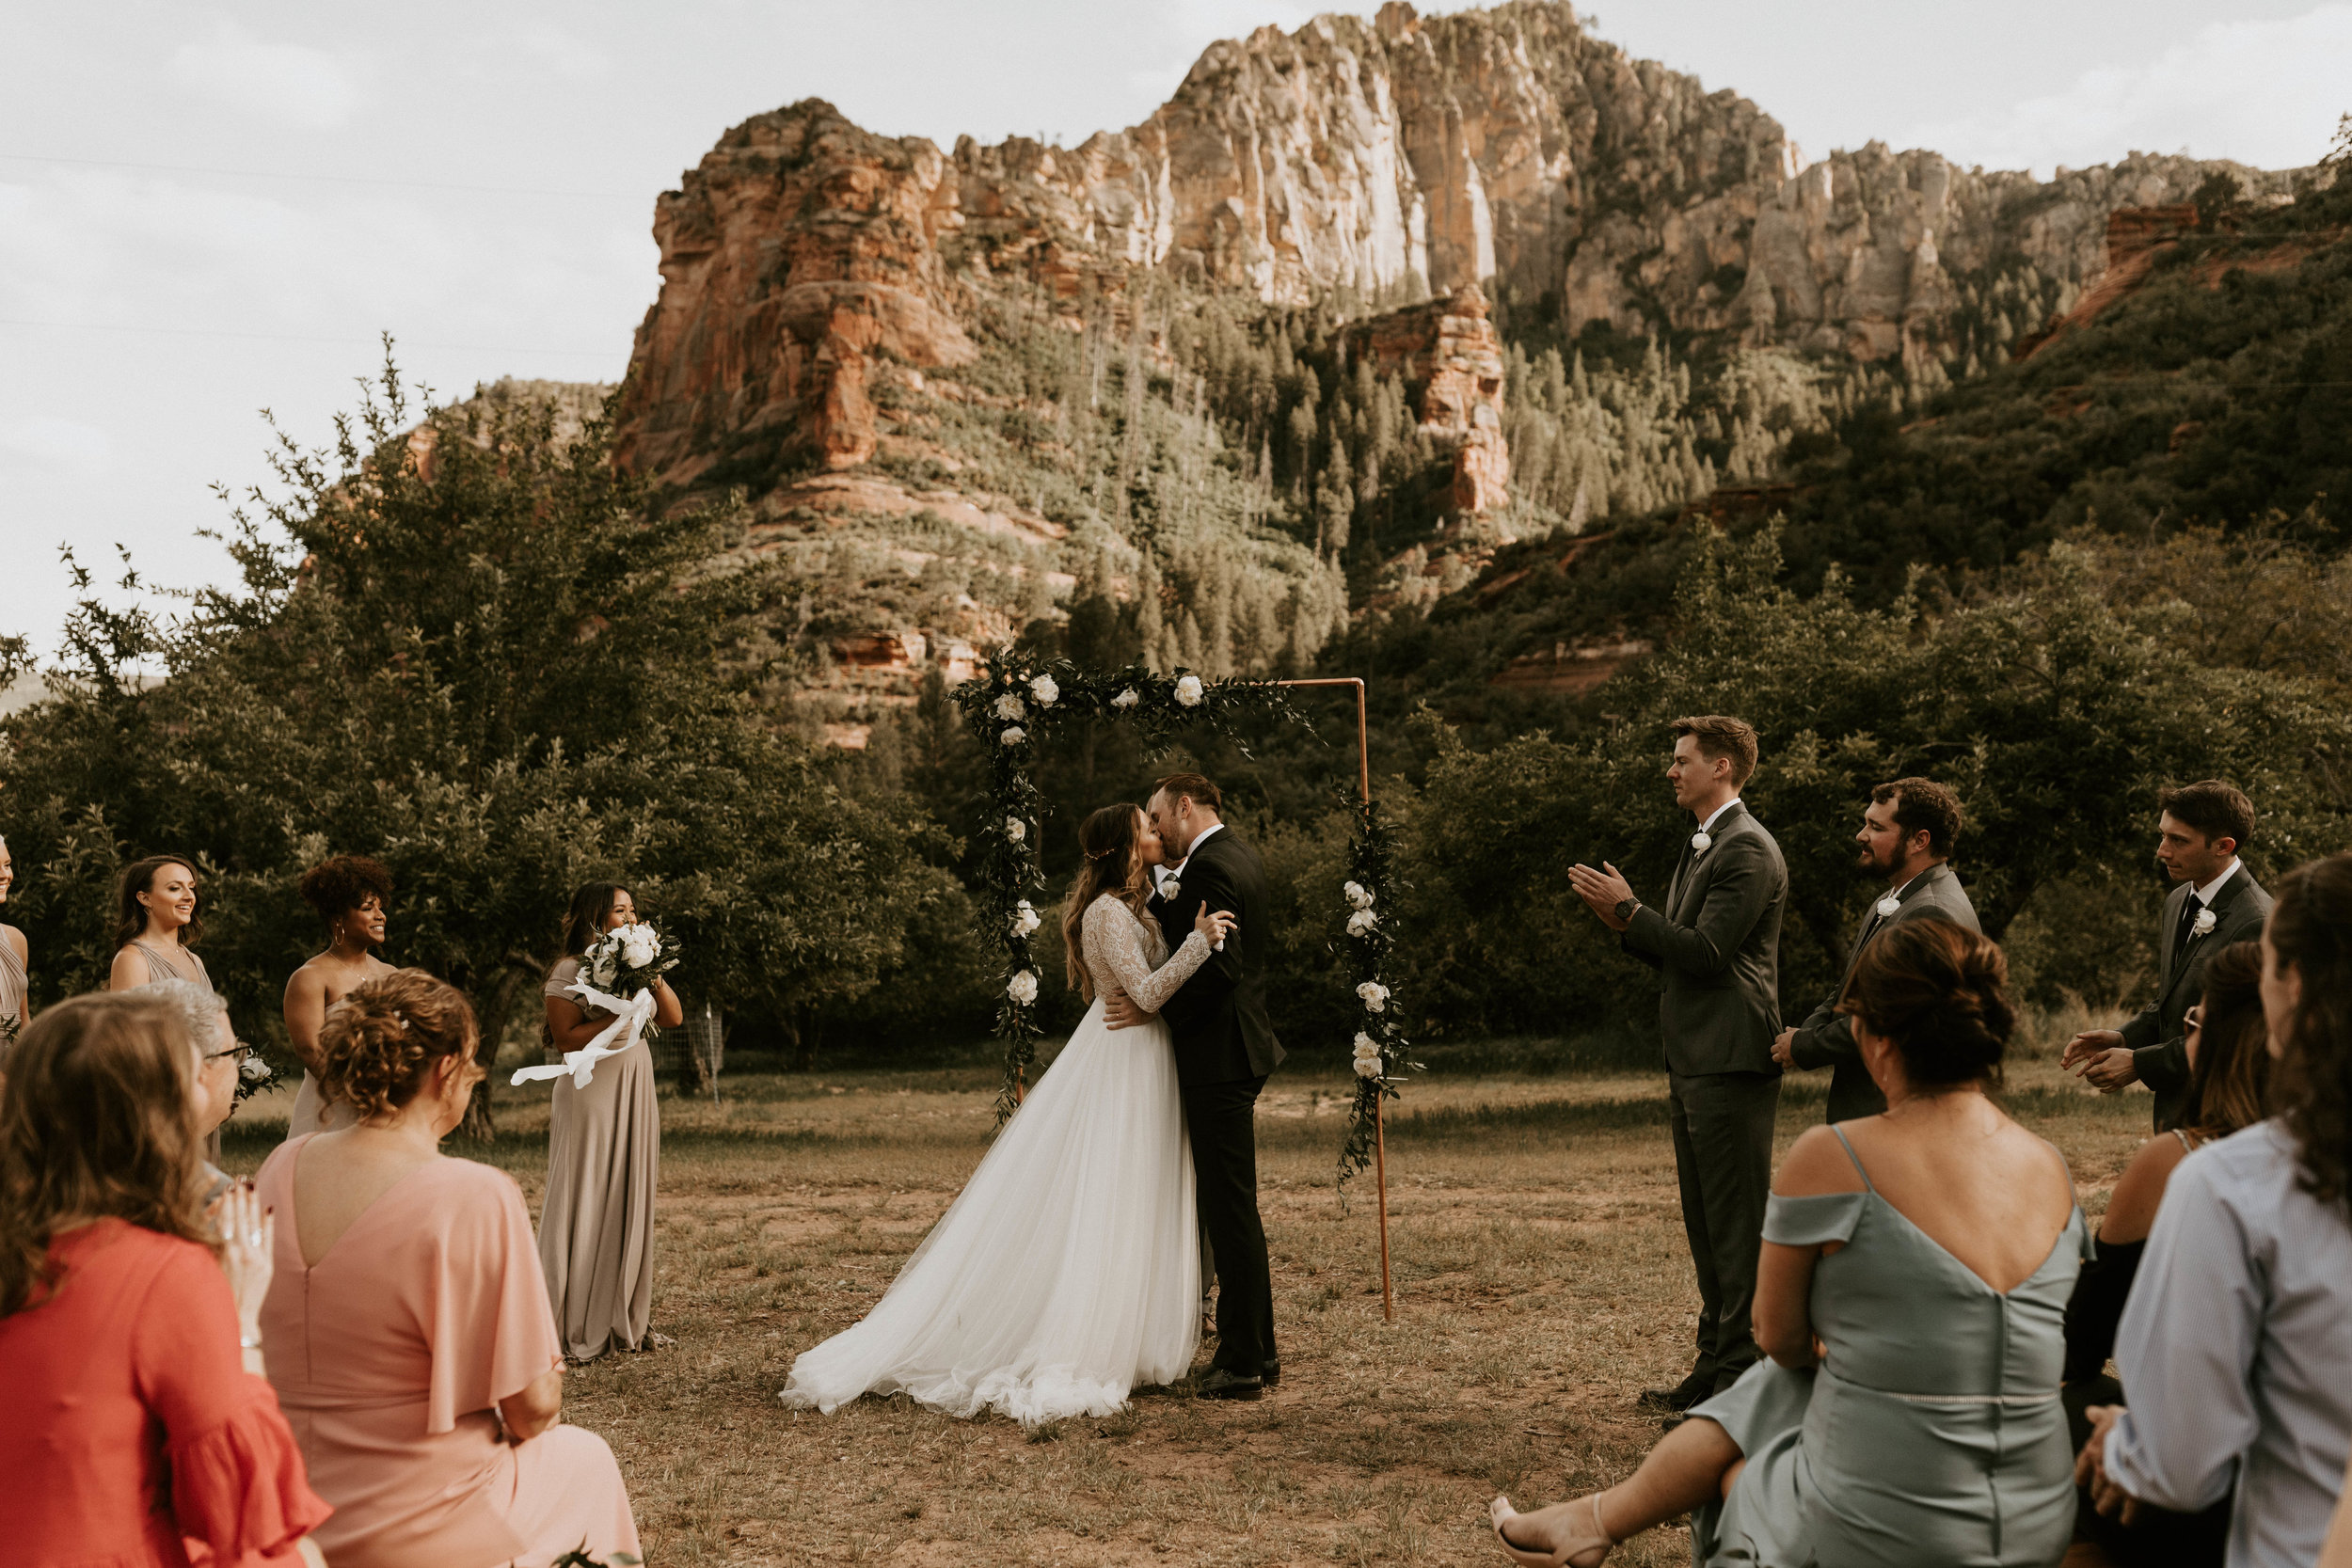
1900,4,2352,176
1,416,111,474
169,24,365,130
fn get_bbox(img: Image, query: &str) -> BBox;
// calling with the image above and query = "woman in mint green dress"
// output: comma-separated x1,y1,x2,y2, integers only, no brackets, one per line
1491,919,2088,1568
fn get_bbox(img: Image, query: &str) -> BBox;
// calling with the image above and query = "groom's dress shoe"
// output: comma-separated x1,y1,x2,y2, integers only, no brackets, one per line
1199,1368,1263,1401
1636,1374,1709,1415
1260,1359,1281,1388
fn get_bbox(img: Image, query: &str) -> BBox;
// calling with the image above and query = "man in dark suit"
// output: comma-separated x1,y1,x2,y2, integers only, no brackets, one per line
1103,770,1284,1401
1571,715,1787,1412
1773,777,1980,1122
2063,780,2272,1131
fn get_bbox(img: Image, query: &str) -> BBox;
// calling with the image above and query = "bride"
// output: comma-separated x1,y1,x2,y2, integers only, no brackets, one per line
781,801,1236,1425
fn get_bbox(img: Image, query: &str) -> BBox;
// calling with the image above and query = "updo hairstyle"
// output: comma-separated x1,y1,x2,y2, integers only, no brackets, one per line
318,968,480,1119
2265,853,2352,1217
1839,918,2015,1089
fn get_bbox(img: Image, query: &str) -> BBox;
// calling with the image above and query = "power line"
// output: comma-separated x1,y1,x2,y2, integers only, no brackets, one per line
0,317,622,358
0,151,646,200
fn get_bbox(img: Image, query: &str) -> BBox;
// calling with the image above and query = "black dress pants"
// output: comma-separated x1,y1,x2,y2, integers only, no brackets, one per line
1181,1074,1276,1377
1668,1068,1779,1393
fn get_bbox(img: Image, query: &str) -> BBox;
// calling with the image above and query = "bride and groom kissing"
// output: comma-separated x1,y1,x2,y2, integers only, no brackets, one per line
782,772,1287,1423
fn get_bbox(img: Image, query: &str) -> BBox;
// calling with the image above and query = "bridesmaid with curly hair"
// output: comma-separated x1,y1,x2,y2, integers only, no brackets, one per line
281,853,396,1136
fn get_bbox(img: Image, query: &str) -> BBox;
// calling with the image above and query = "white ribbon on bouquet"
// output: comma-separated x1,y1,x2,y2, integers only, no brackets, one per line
511,981,655,1090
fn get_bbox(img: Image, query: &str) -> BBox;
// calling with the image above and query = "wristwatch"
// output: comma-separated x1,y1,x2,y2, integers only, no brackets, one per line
1614,897,1641,924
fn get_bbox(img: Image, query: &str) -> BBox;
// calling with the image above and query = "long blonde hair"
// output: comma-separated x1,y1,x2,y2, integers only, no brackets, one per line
1061,804,1152,1004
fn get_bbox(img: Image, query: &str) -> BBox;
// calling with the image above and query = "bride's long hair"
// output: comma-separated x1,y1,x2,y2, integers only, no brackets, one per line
1061,803,1152,1003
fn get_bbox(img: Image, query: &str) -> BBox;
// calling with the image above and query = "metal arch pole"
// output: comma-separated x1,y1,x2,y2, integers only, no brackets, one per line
1274,675,1391,1323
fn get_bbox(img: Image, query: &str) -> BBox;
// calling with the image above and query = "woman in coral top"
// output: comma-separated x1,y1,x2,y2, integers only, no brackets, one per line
0,992,330,1568
255,968,640,1568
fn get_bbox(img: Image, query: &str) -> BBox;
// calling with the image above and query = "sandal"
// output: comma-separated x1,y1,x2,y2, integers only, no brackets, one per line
1489,1493,1613,1567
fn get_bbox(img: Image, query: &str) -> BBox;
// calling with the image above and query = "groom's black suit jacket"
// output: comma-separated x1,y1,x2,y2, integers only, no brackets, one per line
1151,827,1286,1088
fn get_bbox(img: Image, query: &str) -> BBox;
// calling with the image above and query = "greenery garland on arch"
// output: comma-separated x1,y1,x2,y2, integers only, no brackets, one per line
949,651,1409,1189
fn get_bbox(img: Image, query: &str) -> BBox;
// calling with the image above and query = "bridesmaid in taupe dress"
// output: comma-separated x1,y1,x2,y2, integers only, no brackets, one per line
538,882,680,1360
0,835,29,1054
108,855,212,993
281,855,396,1137
108,854,217,1155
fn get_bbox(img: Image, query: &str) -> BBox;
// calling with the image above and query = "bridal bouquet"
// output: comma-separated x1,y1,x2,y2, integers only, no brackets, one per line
513,922,681,1090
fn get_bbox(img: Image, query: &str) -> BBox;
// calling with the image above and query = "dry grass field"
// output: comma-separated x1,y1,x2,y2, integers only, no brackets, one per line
224,1020,2150,1567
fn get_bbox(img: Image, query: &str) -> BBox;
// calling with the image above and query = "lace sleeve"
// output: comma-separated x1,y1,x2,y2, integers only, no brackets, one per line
1083,897,1214,1014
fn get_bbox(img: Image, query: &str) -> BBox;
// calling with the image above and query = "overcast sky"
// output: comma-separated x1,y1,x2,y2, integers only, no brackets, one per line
5,0,2345,653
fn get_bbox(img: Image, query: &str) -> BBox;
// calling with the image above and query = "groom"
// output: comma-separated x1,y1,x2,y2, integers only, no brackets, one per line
1103,770,1284,1400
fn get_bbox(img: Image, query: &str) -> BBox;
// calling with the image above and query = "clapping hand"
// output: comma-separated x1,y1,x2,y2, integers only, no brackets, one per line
2074,1404,2146,1526
210,1180,274,1360
2063,1029,2137,1092
1567,863,1636,930
1772,1027,1798,1068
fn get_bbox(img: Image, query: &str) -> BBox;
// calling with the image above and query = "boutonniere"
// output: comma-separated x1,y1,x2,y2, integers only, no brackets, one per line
1875,893,1901,918
1691,830,1712,853
2192,907,2217,939
1160,876,1182,902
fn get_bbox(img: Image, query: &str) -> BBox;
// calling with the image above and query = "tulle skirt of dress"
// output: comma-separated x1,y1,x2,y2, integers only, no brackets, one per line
780,999,1200,1426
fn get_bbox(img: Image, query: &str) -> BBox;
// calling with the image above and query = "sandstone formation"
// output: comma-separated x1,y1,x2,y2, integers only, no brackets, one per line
1342,284,1511,515
616,0,2297,500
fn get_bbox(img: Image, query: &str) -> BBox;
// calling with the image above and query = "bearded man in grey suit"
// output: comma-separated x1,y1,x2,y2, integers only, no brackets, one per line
1571,715,1787,1413
1773,777,1979,1122
2063,779,2271,1132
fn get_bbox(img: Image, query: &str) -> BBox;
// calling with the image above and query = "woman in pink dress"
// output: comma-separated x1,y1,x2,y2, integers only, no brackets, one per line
0,990,330,1568
255,967,641,1568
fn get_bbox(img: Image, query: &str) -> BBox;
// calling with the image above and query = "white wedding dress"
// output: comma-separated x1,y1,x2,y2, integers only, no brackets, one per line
780,895,1210,1425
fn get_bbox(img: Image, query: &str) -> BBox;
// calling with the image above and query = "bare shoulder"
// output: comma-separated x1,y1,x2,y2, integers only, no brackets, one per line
106,944,143,989
2100,1133,2189,1243
1774,1123,1867,1196
0,923,24,960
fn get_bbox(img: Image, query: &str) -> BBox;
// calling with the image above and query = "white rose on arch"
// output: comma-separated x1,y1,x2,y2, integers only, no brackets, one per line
1010,899,1041,937
1006,816,1027,845
1111,687,1141,709
1357,980,1391,1013
1353,1041,1385,1079
1174,674,1204,707
1007,970,1040,1005
1029,674,1059,706
1346,909,1379,937
1000,725,1026,746
1344,880,1374,911
993,692,1026,721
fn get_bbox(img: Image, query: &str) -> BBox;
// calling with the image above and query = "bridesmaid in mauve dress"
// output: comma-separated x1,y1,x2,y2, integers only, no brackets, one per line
281,854,396,1136
257,968,640,1568
537,882,681,1361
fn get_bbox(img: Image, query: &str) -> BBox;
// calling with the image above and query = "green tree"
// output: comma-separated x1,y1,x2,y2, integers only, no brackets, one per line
1,360,937,1129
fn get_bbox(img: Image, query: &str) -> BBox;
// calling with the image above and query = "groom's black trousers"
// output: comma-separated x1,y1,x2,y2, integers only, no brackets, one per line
1182,1074,1277,1377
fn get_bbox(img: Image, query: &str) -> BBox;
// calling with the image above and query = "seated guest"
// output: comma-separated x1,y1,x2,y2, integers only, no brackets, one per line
2079,853,2352,1566
1490,920,2087,1568
256,967,640,1568
2062,941,2270,1564
139,976,250,1204
0,992,330,1567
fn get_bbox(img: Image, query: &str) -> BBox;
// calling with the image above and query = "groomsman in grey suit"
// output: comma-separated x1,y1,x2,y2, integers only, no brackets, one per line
2063,780,2271,1132
1773,778,1979,1122
1572,715,1787,1412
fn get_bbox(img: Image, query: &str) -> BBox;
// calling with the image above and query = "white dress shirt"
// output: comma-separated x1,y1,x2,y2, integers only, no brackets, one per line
1697,798,1743,835
2106,1119,2352,1566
